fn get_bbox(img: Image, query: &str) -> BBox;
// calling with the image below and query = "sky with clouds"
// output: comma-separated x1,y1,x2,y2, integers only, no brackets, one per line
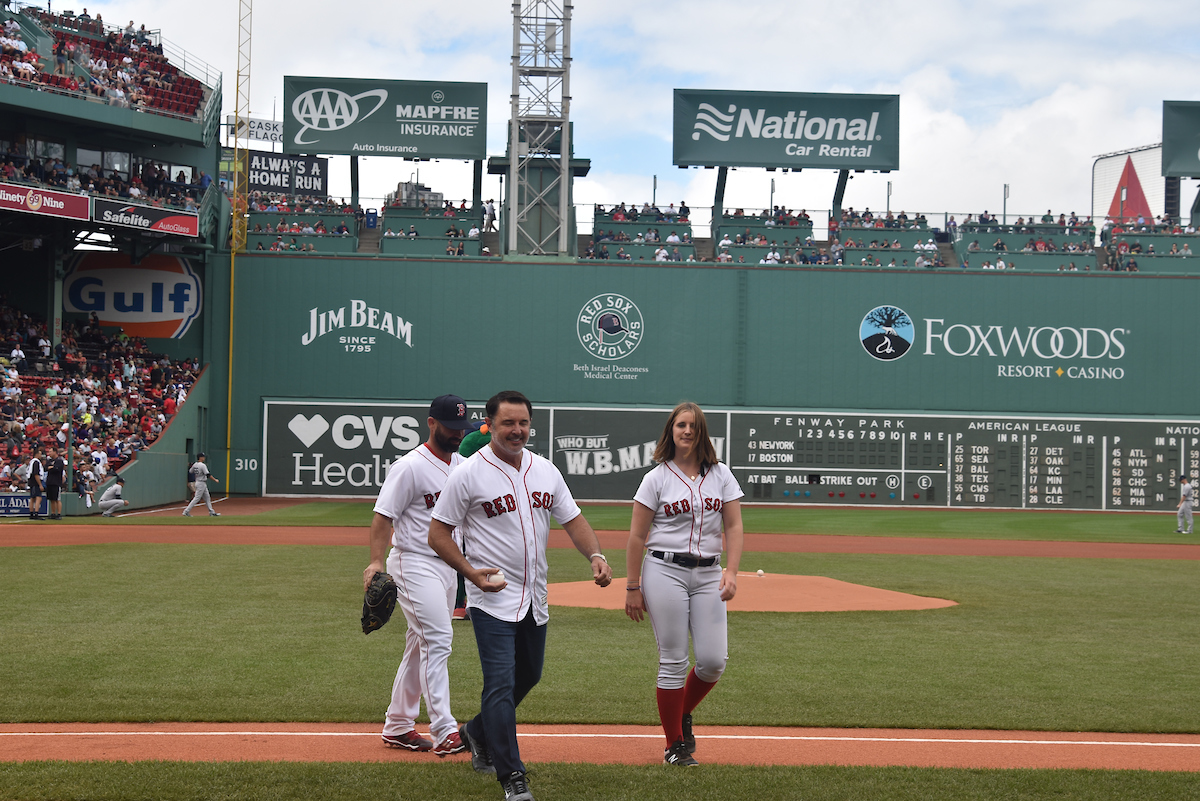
79,0,1199,230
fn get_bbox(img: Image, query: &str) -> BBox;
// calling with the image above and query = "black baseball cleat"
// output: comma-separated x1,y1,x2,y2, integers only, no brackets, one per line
501,771,534,801
681,713,696,753
664,739,699,766
459,725,495,774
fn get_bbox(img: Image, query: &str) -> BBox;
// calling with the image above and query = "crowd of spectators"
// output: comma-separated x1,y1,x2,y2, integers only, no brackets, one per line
834,207,926,233
597,201,692,224
964,236,1095,255
0,299,198,499
252,218,352,236
247,192,356,216
953,210,1094,236
1,145,209,210
2,8,204,117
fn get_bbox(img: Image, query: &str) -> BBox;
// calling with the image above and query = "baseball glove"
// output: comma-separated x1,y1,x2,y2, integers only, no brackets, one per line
361,571,398,635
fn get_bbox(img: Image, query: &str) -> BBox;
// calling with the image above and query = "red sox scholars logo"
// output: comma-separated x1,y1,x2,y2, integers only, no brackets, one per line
577,293,644,361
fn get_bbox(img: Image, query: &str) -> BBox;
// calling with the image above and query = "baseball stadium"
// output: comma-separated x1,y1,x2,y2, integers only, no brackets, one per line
2,1,1200,799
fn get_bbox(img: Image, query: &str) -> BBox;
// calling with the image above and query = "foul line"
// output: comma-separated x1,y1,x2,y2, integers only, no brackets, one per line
112,497,230,518
2,731,1198,748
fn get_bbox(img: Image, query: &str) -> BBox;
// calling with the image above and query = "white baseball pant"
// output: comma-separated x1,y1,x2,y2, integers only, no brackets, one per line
184,483,215,514
99,499,124,516
1179,505,1193,534
383,549,459,743
642,557,728,689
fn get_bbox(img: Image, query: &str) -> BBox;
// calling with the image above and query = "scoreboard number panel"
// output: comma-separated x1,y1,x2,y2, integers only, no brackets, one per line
728,412,1198,511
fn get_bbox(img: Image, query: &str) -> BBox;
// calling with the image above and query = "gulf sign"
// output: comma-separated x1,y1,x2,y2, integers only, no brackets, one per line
64,253,203,339
0,182,90,220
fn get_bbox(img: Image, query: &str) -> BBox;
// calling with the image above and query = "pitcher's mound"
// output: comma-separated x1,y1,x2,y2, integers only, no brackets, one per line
549,572,957,613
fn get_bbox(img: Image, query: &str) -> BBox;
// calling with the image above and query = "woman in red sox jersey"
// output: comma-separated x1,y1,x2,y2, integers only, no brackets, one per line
624,402,744,767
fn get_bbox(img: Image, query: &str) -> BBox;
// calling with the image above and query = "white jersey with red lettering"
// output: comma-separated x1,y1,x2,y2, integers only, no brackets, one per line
374,444,464,559
373,443,464,745
633,461,743,558
432,446,580,625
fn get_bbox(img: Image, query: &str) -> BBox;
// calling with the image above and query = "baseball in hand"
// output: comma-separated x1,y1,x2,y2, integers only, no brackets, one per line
756,569,765,577
488,570,506,585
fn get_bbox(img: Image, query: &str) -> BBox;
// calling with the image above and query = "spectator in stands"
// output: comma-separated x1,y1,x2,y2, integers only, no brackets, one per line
467,223,480,239
1183,244,1193,257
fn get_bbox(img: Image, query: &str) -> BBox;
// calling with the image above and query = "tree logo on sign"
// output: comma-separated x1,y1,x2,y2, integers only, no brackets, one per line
860,305,913,361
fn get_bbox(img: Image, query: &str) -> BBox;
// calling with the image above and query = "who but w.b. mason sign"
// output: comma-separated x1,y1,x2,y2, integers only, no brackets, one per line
674,89,899,171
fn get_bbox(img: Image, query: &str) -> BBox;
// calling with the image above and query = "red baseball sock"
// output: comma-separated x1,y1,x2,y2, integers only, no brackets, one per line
682,668,718,714
656,686,686,746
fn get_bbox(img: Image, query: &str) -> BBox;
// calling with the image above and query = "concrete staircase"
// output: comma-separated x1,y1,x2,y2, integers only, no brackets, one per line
357,223,383,254
937,242,959,267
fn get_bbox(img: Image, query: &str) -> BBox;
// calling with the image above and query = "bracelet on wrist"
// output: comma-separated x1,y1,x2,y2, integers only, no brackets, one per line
589,552,607,563
626,585,640,591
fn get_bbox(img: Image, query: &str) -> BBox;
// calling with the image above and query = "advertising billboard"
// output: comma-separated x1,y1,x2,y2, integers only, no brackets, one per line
64,253,203,339
1162,101,1200,177
244,150,328,196
673,89,899,171
93,199,200,237
227,115,283,143
0,182,89,220
282,77,487,159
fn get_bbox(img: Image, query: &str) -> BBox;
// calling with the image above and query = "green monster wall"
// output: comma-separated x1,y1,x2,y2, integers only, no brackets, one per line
205,254,1199,495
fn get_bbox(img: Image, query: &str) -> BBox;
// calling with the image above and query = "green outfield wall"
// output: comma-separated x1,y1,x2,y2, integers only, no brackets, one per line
197,254,1199,496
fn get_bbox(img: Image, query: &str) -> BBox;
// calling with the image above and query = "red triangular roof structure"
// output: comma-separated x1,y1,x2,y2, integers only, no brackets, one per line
1106,156,1153,223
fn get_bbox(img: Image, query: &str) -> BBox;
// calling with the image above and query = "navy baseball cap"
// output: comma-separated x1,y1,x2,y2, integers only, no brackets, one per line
115,477,125,483
429,395,473,430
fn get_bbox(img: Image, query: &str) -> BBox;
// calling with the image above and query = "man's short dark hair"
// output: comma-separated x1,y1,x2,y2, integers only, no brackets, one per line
486,390,532,418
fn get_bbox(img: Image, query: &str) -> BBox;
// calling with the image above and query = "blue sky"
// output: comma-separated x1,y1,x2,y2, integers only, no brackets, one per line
85,1,1199,230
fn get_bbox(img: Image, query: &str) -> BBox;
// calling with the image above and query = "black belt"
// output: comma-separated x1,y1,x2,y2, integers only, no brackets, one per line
649,550,718,568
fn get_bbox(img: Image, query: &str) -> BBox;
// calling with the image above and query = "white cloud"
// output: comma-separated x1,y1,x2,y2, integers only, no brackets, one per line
85,1,1200,227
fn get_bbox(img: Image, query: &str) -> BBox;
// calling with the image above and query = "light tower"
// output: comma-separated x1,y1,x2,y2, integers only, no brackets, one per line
502,0,586,255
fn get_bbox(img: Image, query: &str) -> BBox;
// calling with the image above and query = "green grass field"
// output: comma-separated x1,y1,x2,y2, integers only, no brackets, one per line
12,500,1195,546
3,502,1198,799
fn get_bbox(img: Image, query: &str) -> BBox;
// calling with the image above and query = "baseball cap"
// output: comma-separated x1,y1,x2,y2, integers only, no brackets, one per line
196,452,206,459
115,476,125,483
429,394,473,430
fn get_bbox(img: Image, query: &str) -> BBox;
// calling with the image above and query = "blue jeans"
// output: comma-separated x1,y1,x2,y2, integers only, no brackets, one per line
464,607,546,780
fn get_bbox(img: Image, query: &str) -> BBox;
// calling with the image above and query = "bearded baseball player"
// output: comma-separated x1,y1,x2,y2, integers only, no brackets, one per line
363,394,475,755
428,390,612,801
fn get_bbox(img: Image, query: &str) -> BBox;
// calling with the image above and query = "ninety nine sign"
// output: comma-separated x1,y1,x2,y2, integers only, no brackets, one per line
0,182,90,220
673,89,900,171
282,77,487,159
93,199,200,237
1162,101,1200,177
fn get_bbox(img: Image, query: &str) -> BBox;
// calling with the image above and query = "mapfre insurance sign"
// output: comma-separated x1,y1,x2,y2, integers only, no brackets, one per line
262,399,484,497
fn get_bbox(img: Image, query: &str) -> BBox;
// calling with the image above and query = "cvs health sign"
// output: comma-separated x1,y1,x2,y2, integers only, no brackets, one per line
262,399,483,497
64,253,203,338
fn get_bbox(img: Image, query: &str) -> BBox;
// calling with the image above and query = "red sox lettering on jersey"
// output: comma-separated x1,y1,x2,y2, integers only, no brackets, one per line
635,462,743,557
433,448,580,625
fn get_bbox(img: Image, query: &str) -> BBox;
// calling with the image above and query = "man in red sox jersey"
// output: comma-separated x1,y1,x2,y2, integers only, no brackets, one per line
429,390,612,801
625,402,744,767
363,395,475,756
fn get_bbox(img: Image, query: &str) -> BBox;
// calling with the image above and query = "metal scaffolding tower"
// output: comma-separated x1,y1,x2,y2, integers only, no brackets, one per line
507,0,572,255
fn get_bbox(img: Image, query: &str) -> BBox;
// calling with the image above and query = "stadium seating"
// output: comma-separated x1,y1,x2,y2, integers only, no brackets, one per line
247,233,358,254
586,242,697,261
379,236,482,258
380,216,475,238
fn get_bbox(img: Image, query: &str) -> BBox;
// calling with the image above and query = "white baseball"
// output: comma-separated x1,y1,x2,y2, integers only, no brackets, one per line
488,570,506,585
756,569,765,577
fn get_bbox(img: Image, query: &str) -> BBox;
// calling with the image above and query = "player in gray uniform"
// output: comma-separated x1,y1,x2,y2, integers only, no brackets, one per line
99,476,128,517
182,453,221,517
1176,475,1193,534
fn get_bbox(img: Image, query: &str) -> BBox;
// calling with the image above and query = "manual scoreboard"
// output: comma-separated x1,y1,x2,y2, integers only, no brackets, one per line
730,413,1198,511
